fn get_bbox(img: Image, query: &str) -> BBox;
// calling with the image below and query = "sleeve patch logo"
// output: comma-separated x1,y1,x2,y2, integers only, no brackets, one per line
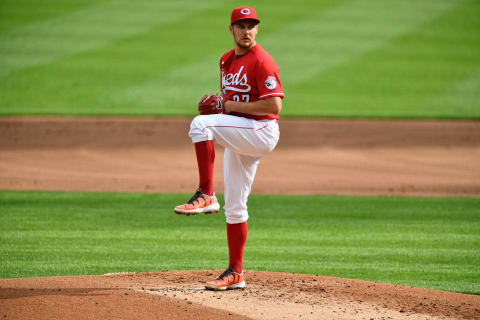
265,76,277,90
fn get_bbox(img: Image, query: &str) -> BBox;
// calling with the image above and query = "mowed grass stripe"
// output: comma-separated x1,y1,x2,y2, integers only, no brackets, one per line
0,191,478,294
285,0,480,118
0,0,224,77
267,0,464,85
432,66,480,116
0,4,233,115
0,0,105,33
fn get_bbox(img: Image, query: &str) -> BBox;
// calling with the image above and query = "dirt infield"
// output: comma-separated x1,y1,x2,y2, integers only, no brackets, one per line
1,271,479,320
1,117,480,319
1,117,479,196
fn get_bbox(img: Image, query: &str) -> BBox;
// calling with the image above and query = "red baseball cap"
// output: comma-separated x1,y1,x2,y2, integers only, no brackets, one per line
230,7,260,25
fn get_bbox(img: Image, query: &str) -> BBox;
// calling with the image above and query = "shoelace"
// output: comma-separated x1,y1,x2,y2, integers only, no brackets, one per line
187,190,204,205
217,268,235,280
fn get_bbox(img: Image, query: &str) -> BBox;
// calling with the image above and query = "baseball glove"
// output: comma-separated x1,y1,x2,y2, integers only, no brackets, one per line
198,93,227,115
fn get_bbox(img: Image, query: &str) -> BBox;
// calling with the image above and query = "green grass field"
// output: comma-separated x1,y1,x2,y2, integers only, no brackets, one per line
1,0,479,118
1,191,479,295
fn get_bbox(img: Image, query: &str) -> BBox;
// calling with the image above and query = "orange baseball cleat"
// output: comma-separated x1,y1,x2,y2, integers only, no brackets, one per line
174,189,220,215
205,268,245,291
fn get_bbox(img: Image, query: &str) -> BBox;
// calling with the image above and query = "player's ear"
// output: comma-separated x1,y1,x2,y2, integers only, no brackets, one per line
229,24,233,34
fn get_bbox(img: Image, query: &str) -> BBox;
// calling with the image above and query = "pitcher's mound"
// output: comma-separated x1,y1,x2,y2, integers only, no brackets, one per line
1,270,478,320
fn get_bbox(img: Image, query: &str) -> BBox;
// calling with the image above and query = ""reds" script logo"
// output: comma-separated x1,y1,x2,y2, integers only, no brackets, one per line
221,66,251,93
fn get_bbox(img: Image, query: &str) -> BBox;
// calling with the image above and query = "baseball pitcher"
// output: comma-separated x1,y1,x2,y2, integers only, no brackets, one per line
174,6,284,290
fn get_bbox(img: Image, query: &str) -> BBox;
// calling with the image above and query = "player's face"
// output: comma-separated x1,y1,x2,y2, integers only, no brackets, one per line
230,20,258,50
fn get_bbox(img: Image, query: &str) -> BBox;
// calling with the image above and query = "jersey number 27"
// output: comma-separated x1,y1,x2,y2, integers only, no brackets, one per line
232,94,250,102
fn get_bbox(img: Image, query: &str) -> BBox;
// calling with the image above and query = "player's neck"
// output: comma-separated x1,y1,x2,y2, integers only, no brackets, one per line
234,41,256,56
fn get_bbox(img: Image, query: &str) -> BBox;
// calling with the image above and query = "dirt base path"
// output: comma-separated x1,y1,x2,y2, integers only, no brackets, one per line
1,117,479,197
1,271,479,320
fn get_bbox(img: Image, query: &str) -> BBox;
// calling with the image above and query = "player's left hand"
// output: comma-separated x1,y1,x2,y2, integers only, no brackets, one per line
198,94,227,115
215,95,227,114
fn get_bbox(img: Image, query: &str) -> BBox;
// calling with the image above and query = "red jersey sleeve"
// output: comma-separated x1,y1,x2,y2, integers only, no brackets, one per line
255,62,284,100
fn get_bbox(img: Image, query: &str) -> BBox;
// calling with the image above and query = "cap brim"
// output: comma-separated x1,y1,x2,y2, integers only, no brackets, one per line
231,18,260,25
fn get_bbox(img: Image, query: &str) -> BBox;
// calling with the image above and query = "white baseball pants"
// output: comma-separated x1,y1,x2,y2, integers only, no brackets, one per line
189,114,280,224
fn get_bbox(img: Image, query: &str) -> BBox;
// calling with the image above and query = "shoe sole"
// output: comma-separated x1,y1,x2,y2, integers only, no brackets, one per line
174,202,220,216
205,280,246,291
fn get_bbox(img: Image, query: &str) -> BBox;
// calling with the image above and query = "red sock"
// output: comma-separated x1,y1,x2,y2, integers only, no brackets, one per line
227,222,248,274
194,140,215,196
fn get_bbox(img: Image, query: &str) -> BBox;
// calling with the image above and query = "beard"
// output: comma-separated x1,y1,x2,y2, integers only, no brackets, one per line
236,40,252,48
234,35,254,49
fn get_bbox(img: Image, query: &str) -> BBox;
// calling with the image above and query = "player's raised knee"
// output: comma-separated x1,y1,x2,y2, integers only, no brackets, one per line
189,115,211,143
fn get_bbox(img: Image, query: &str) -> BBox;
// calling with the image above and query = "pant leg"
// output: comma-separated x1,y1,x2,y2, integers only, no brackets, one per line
188,114,279,223
189,114,279,157
223,148,259,224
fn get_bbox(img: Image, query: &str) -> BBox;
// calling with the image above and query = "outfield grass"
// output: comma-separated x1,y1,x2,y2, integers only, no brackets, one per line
0,0,479,118
0,191,479,295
